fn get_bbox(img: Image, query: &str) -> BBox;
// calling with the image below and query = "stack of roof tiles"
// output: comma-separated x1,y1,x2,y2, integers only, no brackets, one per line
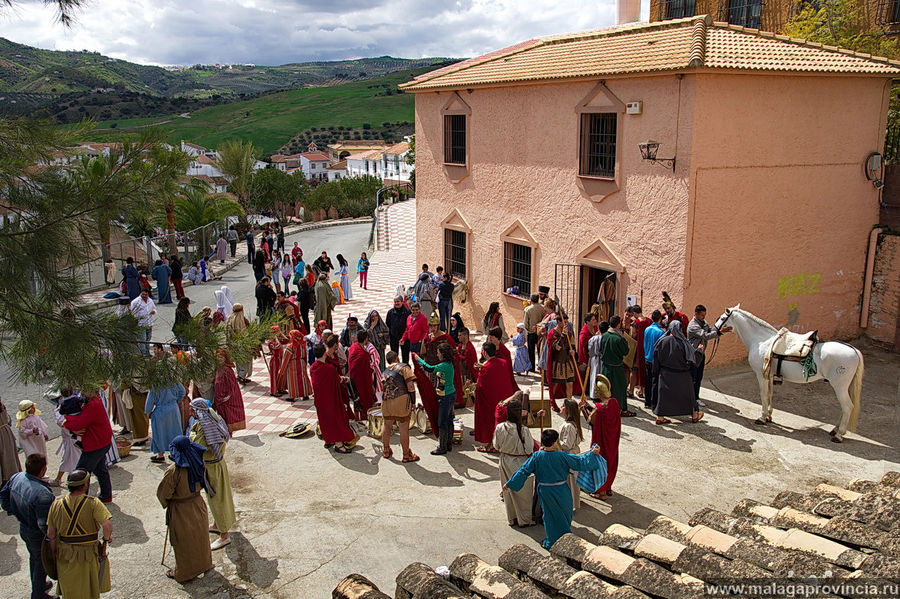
332,472,900,598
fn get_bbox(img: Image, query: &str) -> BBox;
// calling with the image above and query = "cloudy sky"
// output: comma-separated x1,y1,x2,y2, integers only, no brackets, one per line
0,0,648,66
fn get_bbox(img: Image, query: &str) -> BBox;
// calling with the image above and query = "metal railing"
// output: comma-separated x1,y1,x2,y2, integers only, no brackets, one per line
57,221,227,292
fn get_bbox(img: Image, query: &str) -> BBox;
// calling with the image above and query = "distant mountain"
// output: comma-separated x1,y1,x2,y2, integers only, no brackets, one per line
0,38,456,121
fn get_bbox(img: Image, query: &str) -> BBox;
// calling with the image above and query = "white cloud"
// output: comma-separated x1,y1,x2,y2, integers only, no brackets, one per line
0,0,626,65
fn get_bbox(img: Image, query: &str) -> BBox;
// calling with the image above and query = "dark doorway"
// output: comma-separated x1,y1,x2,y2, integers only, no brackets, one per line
580,266,617,323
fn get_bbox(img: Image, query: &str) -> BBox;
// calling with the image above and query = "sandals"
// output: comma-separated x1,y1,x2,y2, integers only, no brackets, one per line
655,417,671,425
382,447,393,458
166,569,176,579
621,410,636,418
692,411,705,423
476,446,498,453
402,452,420,463
334,444,352,454
589,491,609,500
150,455,165,463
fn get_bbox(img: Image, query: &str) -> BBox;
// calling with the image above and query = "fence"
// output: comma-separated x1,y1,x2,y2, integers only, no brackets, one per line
57,221,227,292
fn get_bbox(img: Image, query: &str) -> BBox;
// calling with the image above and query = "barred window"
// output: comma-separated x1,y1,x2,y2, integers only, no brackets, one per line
444,229,467,279
503,242,532,297
444,114,466,165
661,0,696,19
722,0,762,29
579,113,617,178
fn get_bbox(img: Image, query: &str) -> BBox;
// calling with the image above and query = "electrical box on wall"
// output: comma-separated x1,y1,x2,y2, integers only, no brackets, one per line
626,294,637,307
626,101,642,115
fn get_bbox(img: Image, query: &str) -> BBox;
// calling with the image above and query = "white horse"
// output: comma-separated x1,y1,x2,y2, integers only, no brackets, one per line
713,305,864,443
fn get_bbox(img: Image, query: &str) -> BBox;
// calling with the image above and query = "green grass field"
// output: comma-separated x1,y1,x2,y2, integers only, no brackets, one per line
80,69,423,154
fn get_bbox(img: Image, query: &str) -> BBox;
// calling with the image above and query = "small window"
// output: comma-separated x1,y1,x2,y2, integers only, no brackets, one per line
444,229,467,278
444,114,466,165
579,113,617,178
721,0,762,28
661,0,696,19
503,242,532,297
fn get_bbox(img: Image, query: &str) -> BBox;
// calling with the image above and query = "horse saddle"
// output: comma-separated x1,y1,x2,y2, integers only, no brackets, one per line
764,328,818,384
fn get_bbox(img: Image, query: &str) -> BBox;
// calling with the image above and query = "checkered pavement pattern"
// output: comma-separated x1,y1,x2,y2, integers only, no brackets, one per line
239,199,420,434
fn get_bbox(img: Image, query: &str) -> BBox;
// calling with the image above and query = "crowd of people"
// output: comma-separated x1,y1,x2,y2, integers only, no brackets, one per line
0,219,734,595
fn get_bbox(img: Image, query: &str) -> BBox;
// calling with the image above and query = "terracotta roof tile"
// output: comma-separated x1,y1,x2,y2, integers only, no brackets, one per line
400,15,900,92
300,152,331,162
384,141,410,155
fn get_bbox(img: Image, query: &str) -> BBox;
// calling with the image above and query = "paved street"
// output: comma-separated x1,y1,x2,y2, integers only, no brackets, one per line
1,202,898,599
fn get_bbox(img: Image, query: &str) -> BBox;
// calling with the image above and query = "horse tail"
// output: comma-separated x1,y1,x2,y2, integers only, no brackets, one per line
848,347,864,432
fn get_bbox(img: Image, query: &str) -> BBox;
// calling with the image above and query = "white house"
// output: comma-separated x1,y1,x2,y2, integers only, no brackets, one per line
186,153,225,178
299,151,331,181
381,140,412,184
180,140,208,157
326,160,347,182
346,150,381,178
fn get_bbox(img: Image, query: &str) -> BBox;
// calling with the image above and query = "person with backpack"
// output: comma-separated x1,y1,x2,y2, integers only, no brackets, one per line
380,351,419,463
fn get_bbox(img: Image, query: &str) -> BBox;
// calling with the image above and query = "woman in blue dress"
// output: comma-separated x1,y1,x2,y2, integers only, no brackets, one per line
336,254,352,301
122,257,141,300
151,259,173,304
511,323,531,375
145,382,186,463
505,429,605,549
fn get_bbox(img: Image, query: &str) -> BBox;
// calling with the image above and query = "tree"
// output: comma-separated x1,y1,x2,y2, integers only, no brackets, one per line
173,183,245,232
0,0,84,25
144,145,191,251
214,139,258,213
247,167,305,223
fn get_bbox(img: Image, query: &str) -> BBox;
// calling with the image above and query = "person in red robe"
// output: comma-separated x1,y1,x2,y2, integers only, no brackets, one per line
577,314,597,364
474,342,518,452
309,343,357,453
278,329,312,402
213,349,246,434
543,318,582,411
348,331,377,420
629,306,652,399
483,326,517,391
423,316,464,408
266,326,287,396
457,328,478,407
587,375,620,500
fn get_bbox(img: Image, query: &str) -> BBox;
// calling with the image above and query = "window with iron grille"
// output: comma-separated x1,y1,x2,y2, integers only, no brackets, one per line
579,113,617,178
661,0,696,20
443,114,467,165
721,0,763,29
503,242,532,297
876,0,900,25
443,229,467,279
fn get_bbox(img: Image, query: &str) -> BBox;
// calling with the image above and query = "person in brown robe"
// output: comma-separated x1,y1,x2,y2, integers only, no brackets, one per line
157,435,213,582
0,397,22,484
125,385,151,445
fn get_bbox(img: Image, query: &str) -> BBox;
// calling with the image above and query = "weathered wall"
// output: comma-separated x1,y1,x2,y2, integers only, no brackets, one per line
866,230,900,349
685,74,887,361
413,75,695,334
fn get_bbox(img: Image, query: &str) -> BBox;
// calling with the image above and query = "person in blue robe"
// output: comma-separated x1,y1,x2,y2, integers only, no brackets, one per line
505,429,605,549
145,382,186,462
122,257,141,300
151,260,173,304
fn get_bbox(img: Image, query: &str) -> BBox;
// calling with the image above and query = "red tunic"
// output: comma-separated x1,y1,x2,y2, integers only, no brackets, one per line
474,357,517,443
413,361,439,438
578,325,592,364
278,334,312,400
267,339,285,395
459,341,479,385
632,317,652,388
310,360,356,444
590,397,621,494
348,342,376,419
214,365,246,433
542,328,583,409
483,342,518,392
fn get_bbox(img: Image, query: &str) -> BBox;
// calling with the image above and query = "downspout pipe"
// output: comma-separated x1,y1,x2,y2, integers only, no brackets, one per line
860,226,884,328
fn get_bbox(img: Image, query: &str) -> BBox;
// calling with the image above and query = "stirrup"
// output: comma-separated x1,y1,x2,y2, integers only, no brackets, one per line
773,375,783,386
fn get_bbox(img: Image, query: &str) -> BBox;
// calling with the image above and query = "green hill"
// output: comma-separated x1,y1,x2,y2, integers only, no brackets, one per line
79,68,427,154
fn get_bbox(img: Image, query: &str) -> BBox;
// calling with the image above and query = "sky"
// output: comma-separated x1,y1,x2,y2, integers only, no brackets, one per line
0,0,648,66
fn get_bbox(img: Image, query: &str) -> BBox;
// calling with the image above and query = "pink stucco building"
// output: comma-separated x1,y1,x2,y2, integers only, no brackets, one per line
401,15,897,361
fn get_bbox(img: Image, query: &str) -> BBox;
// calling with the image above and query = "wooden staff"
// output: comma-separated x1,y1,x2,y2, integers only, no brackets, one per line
161,525,169,566
539,368,546,433
556,304,587,401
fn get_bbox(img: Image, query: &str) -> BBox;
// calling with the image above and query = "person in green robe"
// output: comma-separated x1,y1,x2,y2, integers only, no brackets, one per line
188,399,235,551
600,315,632,417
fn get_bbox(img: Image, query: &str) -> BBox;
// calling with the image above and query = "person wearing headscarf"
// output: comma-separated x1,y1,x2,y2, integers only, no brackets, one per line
267,326,287,396
0,397,22,485
52,395,83,487
481,302,509,343
363,309,389,370
314,273,337,329
157,436,213,582
214,287,233,321
493,396,535,528
16,400,48,457
448,312,465,345
278,329,312,402
187,399,235,551
145,382,187,463
213,350,246,434
336,253,352,301
413,272,435,318
172,297,192,344
511,323,531,375
225,304,252,384
652,320,702,425
151,259,173,304
348,330,379,420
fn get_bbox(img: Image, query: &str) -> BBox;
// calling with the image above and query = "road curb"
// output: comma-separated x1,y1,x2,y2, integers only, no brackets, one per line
80,217,375,311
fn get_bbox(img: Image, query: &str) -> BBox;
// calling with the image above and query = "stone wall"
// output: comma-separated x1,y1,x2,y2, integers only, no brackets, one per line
866,230,900,350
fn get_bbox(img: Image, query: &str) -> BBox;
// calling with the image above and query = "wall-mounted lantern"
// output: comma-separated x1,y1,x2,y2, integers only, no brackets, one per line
638,140,675,171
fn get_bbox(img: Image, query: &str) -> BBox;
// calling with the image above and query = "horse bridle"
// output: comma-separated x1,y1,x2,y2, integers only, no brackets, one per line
714,307,732,333
707,308,733,366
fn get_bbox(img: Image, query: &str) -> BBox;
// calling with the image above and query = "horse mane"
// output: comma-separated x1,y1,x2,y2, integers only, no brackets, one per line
735,308,778,333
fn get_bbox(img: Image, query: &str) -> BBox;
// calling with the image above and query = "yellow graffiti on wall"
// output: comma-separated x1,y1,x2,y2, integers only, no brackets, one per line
777,273,821,300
